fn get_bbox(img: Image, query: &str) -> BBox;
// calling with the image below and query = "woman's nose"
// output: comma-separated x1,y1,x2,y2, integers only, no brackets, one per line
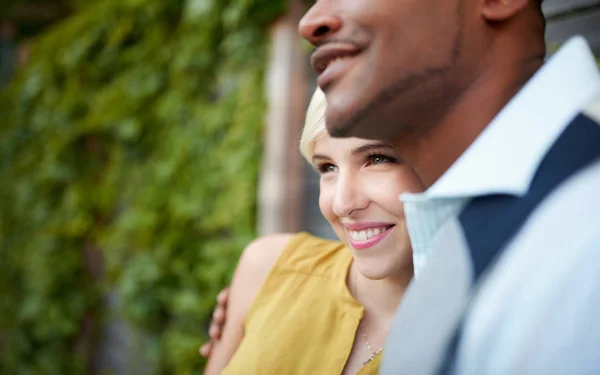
331,172,368,218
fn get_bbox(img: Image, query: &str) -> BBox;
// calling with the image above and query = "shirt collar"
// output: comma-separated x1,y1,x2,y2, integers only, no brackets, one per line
425,36,600,199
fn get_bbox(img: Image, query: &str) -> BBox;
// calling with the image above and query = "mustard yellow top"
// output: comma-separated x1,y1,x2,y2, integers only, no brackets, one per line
221,232,381,375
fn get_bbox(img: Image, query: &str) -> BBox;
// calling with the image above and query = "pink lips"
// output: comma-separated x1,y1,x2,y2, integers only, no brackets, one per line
344,223,395,250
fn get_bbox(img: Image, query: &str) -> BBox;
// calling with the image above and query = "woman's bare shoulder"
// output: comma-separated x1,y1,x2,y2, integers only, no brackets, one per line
203,234,296,375
238,233,296,278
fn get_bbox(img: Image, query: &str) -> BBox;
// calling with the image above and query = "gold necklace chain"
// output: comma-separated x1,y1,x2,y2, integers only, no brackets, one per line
360,323,383,366
351,265,383,366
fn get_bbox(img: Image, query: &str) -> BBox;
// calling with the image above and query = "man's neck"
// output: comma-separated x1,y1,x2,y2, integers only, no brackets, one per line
394,58,544,188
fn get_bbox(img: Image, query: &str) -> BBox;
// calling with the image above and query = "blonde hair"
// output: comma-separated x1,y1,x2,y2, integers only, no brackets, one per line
299,87,328,162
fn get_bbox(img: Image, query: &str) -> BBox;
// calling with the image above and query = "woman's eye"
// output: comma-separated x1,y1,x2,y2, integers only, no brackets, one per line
369,155,393,165
316,163,338,173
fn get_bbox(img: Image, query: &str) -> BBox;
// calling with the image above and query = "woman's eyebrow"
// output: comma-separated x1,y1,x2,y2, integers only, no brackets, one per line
312,154,329,162
351,142,395,155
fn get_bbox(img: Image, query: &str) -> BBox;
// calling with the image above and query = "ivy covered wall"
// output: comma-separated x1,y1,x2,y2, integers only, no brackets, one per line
0,0,287,374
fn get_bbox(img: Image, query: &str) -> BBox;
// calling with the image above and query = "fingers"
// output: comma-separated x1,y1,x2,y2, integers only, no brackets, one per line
212,304,226,325
199,341,212,358
199,287,231,359
209,322,222,340
209,287,229,341
217,287,230,306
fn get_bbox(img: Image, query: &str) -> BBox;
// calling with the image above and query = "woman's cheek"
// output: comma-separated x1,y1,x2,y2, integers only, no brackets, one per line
318,184,335,223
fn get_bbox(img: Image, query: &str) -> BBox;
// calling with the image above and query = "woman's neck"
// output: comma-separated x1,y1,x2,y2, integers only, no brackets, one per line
349,263,413,321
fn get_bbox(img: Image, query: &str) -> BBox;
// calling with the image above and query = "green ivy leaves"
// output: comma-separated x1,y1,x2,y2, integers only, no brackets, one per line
0,0,286,374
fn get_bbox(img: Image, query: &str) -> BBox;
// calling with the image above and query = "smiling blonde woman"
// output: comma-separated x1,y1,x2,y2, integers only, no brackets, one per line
204,88,424,375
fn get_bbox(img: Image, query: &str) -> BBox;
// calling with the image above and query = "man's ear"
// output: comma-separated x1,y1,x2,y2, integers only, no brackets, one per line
481,0,529,22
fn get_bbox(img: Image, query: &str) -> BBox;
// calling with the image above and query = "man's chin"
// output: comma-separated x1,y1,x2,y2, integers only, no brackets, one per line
325,122,352,139
323,105,350,138
325,90,411,141
323,83,392,139
325,104,382,140
324,95,368,138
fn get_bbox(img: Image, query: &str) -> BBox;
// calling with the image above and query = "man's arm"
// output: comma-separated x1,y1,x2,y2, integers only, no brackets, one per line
203,234,293,374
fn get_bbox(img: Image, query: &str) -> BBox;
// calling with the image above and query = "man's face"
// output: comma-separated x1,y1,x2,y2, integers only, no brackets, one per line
299,0,472,140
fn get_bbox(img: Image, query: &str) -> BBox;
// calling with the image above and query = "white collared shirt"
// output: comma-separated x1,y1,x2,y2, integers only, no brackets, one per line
401,36,600,374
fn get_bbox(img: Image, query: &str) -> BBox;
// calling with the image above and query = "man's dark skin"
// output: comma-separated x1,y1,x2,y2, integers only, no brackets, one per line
201,0,547,357
300,0,546,187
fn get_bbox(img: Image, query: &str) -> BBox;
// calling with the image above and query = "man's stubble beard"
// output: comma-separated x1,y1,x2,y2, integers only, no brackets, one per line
329,2,466,142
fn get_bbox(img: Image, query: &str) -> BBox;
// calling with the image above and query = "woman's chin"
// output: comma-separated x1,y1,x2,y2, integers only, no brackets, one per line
353,262,392,281
353,255,413,281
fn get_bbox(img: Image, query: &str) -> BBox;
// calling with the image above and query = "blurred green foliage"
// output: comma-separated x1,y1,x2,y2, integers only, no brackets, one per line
0,0,286,374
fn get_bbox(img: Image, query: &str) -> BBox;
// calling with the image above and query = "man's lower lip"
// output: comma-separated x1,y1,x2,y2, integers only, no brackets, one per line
348,226,395,250
316,58,354,89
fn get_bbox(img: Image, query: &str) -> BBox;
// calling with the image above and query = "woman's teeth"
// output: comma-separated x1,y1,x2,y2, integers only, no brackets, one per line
348,227,389,241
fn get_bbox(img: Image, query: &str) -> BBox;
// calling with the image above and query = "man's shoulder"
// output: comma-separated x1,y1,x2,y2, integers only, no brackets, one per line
582,88,600,125
502,156,600,267
456,159,600,374
467,156,600,324
533,155,600,230
516,89,600,246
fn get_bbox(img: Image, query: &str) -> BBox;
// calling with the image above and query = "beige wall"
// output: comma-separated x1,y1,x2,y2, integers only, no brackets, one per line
258,1,308,236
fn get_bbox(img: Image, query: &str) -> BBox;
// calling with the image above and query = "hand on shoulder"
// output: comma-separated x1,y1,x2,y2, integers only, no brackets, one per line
201,233,296,372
